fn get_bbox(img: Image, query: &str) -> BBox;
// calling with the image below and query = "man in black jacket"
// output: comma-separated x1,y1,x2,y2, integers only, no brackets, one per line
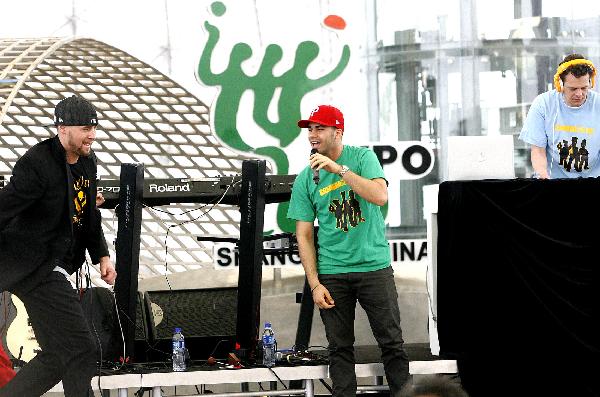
0,95,117,397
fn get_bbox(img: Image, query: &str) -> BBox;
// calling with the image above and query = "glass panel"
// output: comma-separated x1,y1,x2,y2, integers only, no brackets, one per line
375,0,600,232
376,0,461,46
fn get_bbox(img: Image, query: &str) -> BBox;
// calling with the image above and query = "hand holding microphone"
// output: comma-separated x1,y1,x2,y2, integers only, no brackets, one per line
310,148,319,185
310,149,343,185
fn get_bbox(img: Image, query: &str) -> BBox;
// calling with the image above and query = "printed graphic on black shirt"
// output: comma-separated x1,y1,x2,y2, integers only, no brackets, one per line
328,190,365,232
557,136,589,172
72,175,90,228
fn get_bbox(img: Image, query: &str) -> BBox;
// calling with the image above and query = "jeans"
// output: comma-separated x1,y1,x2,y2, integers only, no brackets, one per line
0,271,97,397
319,266,410,397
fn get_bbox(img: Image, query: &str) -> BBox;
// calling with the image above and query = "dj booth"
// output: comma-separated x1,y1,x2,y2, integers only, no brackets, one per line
434,178,600,396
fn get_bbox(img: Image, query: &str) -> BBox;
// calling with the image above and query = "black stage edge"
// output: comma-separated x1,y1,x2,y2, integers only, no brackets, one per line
113,163,144,362
235,160,267,362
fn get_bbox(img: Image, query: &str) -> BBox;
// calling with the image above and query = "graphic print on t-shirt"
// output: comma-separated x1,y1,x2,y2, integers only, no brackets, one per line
72,175,90,227
328,189,365,232
556,136,590,172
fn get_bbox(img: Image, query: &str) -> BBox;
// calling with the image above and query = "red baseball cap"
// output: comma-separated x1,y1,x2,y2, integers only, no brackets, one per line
298,105,344,131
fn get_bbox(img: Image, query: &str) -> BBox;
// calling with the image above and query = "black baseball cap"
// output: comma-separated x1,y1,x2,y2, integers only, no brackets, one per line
53,95,99,126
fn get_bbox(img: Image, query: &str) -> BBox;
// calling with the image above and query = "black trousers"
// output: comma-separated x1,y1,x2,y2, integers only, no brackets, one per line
319,266,410,397
0,271,97,397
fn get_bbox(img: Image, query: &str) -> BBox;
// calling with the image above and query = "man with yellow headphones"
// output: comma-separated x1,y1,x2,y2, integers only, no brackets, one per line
519,53,600,178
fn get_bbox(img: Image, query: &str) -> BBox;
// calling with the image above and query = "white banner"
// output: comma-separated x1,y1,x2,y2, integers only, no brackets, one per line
213,239,427,269
362,142,435,227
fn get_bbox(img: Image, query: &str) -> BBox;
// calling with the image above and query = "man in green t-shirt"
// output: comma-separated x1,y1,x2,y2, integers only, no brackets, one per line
287,105,410,397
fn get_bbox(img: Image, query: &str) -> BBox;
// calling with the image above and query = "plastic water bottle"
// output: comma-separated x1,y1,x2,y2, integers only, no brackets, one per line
262,322,276,367
172,327,186,372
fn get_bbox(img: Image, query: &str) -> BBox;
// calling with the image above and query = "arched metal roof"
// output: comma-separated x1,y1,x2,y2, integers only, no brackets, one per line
0,37,250,285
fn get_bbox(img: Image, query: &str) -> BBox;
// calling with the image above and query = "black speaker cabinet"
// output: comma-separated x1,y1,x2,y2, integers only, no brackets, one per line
80,287,119,363
132,290,152,362
106,290,151,363
144,287,237,361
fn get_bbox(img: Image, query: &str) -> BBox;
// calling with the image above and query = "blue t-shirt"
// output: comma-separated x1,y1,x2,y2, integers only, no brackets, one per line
519,89,600,178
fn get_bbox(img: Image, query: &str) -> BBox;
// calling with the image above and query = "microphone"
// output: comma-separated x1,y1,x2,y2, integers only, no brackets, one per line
310,148,319,185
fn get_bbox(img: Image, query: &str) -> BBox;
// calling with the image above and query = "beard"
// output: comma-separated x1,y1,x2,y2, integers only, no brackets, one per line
68,136,92,157
76,146,92,157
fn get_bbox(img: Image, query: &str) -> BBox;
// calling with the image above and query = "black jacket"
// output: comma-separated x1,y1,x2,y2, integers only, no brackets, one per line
0,135,109,293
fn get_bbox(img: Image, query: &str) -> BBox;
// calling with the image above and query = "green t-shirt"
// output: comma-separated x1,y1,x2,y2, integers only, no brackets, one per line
287,145,390,274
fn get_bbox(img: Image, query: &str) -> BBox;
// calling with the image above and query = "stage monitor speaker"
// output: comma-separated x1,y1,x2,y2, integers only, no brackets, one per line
144,287,237,361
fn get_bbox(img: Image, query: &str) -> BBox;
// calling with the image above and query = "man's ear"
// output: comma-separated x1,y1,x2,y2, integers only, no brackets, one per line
56,125,67,138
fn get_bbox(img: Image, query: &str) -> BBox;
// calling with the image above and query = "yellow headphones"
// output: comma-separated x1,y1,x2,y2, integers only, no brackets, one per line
553,59,596,92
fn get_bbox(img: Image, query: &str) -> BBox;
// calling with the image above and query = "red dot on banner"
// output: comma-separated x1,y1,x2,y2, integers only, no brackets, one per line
323,15,346,30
